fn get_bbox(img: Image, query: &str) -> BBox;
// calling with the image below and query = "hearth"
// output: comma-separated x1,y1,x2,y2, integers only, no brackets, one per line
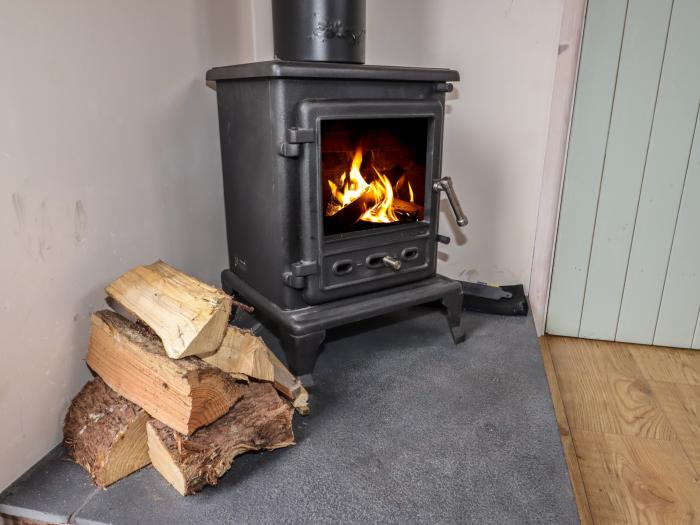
206,60,466,379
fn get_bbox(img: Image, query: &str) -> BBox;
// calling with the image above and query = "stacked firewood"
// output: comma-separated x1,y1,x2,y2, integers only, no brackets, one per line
63,260,308,495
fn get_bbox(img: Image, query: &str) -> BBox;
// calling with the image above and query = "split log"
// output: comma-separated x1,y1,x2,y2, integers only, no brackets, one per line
263,343,310,416
147,382,295,495
63,377,150,487
105,260,232,359
202,327,275,382
392,198,422,216
325,187,376,231
202,326,309,415
86,310,244,435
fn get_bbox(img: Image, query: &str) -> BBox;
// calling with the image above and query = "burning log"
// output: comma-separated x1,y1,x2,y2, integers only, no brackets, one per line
391,198,422,219
63,378,150,487
325,186,376,231
202,326,310,415
324,145,425,230
86,310,244,435
147,382,295,495
105,260,232,359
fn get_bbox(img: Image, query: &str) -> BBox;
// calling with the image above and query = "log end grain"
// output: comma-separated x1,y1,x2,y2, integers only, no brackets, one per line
148,382,295,495
203,326,310,415
63,378,150,487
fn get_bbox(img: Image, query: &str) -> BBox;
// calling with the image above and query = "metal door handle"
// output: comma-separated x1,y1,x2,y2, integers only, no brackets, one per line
433,177,468,227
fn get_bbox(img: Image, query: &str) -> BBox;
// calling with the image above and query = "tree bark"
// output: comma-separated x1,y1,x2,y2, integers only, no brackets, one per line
63,378,150,487
147,382,295,495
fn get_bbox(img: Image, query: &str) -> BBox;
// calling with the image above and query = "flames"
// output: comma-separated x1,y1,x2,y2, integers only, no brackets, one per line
327,146,415,224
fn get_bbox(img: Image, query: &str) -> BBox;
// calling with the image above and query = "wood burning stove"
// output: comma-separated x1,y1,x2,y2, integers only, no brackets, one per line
206,61,467,379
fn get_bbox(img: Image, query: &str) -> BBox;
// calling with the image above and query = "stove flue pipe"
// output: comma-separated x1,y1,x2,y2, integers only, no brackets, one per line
272,0,366,64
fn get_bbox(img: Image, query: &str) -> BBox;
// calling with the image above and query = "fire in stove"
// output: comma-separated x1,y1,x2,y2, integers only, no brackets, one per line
326,145,419,224
322,118,427,235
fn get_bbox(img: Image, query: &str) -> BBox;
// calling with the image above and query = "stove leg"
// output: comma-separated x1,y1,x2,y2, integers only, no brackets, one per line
279,331,326,384
443,292,466,344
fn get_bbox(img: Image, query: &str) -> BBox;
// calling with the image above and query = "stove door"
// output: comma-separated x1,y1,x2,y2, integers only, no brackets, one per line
287,99,445,305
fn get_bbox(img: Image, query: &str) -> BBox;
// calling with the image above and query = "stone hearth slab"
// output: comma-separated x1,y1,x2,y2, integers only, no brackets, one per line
1,307,578,524
0,446,97,524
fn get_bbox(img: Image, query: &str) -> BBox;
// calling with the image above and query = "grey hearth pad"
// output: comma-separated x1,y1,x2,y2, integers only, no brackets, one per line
1,306,578,525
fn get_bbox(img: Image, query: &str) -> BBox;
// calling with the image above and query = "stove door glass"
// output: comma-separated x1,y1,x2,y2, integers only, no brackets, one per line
321,118,428,236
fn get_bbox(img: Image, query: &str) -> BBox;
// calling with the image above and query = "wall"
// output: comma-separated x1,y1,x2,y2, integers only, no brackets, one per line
0,0,565,491
530,0,587,335
0,0,246,491
249,0,564,287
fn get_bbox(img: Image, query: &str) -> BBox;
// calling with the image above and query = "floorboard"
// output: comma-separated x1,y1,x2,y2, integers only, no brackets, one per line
649,380,700,477
573,430,700,524
544,335,700,524
548,337,676,439
539,338,594,524
631,344,700,386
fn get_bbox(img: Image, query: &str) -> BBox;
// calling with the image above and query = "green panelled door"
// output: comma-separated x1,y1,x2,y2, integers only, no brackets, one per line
547,0,700,349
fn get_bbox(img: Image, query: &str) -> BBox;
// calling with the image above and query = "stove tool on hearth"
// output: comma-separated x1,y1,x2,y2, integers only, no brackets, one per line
460,282,529,316
206,1,468,382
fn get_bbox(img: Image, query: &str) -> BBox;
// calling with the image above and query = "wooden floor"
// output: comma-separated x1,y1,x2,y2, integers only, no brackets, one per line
540,336,700,524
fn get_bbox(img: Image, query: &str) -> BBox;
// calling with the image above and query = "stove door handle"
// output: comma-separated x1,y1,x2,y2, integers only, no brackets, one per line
433,177,468,227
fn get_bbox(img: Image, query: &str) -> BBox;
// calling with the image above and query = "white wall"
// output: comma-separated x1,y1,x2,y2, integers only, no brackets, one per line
0,0,564,491
248,0,564,287
0,0,246,491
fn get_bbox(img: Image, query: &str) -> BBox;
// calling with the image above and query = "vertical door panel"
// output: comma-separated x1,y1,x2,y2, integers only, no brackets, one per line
617,0,700,344
546,0,627,336
654,111,700,348
578,0,672,340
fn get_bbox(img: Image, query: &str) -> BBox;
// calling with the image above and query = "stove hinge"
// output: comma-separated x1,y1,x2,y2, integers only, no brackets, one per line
279,127,315,158
282,260,318,289
434,82,454,93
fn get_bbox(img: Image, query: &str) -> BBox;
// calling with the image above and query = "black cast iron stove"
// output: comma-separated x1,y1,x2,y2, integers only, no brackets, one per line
206,60,467,380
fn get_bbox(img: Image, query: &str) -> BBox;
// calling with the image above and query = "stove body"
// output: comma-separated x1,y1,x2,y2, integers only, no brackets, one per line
207,61,466,377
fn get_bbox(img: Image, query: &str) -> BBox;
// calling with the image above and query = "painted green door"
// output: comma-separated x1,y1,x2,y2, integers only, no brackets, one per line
547,0,700,348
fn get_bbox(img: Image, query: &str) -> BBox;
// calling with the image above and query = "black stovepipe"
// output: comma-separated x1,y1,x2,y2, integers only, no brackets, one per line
272,0,366,64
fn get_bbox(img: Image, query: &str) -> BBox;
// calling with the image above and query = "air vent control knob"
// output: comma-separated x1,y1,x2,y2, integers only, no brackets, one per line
382,256,402,271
